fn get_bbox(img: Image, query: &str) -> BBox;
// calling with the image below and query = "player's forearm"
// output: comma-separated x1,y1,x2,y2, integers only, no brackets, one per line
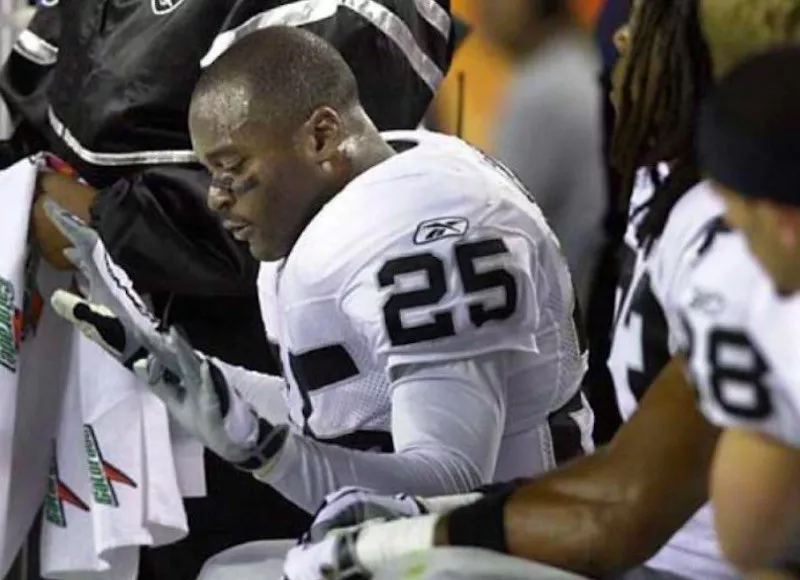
342,449,669,578
431,446,661,577
437,361,718,578
254,356,507,512
254,431,486,513
509,450,669,576
712,430,800,575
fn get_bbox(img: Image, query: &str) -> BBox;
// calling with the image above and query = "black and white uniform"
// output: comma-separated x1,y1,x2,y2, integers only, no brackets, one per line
607,169,738,579
679,225,800,447
223,130,593,513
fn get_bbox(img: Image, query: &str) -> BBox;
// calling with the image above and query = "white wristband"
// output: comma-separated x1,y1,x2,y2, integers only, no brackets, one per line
418,492,484,514
355,514,440,570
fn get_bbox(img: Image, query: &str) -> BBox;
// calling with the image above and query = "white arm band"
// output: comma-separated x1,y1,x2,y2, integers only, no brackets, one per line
419,492,485,513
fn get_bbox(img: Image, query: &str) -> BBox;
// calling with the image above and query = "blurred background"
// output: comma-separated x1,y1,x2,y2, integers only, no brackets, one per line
429,0,631,443
432,0,606,151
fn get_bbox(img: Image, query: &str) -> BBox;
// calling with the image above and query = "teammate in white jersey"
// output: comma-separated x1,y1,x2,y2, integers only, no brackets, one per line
681,47,800,578
282,3,800,579
47,26,591,516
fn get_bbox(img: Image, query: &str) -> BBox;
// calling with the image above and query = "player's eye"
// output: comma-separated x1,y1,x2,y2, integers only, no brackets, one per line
210,174,234,194
217,154,243,171
230,175,258,197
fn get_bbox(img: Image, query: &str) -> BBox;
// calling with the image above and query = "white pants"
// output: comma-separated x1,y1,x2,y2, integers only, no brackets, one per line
196,540,292,580
196,541,590,580
373,548,590,579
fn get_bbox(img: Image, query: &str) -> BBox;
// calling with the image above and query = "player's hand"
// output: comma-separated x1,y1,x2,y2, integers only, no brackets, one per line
33,171,96,270
51,290,148,368
133,325,288,470
284,526,372,580
306,487,427,543
44,197,167,367
43,196,120,297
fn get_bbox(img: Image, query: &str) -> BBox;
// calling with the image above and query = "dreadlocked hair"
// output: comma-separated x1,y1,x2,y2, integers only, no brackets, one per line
610,0,713,254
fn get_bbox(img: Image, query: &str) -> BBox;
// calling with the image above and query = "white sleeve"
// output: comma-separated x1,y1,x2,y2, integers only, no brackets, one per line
252,352,508,513
211,358,289,426
342,223,542,371
647,183,726,354
686,252,800,448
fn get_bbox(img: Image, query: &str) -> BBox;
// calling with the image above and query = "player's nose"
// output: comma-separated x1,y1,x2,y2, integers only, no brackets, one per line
207,182,234,213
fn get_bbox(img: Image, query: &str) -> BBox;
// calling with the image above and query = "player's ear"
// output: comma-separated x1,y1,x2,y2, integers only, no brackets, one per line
300,106,343,167
775,205,800,249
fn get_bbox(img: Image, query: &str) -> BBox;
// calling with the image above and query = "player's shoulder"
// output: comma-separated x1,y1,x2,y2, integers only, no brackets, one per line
659,180,725,253
681,228,763,321
692,264,800,444
285,131,541,288
646,180,726,293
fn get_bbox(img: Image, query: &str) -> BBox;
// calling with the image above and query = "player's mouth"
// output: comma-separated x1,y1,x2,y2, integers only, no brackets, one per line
224,220,255,242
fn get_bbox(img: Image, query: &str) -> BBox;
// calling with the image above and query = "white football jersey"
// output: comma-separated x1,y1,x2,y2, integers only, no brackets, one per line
608,167,673,420
607,170,737,579
680,227,800,447
257,130,590,479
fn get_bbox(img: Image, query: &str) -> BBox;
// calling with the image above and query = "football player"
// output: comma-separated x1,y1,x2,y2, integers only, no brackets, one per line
681,46,800,578
281,2,800,579
48,26,592,518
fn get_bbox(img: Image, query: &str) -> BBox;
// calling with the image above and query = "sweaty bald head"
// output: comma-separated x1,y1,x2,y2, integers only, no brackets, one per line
190,26,360,140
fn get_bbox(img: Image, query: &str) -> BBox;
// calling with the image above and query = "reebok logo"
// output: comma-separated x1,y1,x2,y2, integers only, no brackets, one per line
152,0,186,15
688,288,725,316
84,425,137,507
413,217,469,245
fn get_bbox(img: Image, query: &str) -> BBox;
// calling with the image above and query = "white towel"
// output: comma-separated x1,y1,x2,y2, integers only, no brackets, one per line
40,336,108,580
0,158,72,578
41,306,190,580
0,156,192,579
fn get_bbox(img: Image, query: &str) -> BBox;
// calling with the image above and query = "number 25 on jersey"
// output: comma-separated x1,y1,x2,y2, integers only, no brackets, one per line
378,239,517,346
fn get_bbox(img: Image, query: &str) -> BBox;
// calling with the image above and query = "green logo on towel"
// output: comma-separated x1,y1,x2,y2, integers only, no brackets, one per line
0,277,18,373
83,425,137,508
44,446,90,528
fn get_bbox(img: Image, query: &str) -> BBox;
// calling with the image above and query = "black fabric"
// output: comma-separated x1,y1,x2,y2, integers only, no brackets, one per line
89,165,257,295
235,423,288,471
446,488,515,554
699,98,800,208
315,430,394,453
288,344,359,393
547,389,589,465
212,0,454,135
474,478,531,496
585,68,624,444
0,7,58,166
697,46,800,209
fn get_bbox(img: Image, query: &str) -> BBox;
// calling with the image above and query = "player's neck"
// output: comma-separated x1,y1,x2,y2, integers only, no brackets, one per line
340,119,396,185
350,135,396,178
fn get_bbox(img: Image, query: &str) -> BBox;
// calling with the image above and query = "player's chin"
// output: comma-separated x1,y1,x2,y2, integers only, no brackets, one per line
248,236,285,263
